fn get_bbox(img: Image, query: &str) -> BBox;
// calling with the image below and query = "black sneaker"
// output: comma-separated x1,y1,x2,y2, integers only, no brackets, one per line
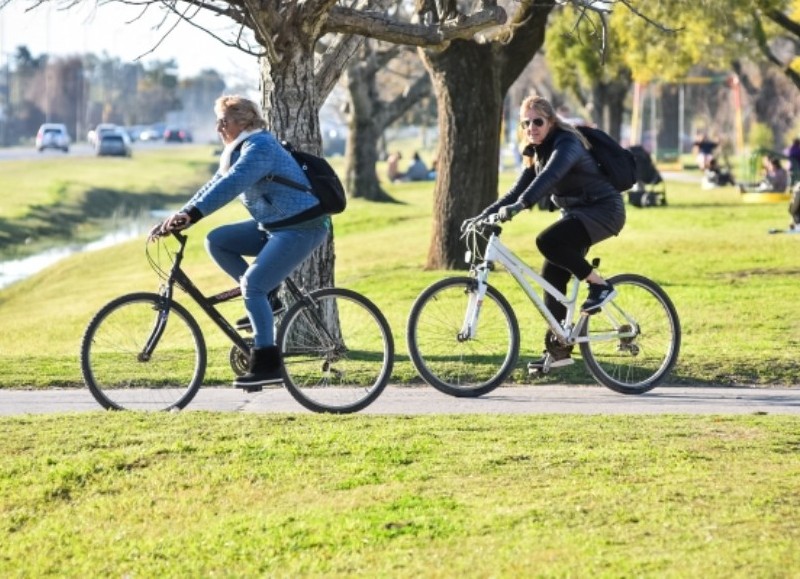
233,368,283,392
233,346,283,392
581,282,616,314
527,350,574,374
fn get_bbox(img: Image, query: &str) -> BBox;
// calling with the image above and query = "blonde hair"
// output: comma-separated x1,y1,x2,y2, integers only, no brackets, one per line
519,95,589,167
214,95,267,131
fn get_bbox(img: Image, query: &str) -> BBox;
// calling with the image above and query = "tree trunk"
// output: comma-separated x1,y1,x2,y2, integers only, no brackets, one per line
421,0,553,270
421,41,503,270
344,65,393,201
591,73,632,141
343,42,431,202
259,51,336,290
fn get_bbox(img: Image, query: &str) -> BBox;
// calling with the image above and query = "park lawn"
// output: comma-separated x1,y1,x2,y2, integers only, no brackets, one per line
1,412,799,576
0,145,216,256
1,149,799,577
0,147,798,387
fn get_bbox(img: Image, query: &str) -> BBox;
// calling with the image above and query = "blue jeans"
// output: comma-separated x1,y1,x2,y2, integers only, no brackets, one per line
205,220,329,348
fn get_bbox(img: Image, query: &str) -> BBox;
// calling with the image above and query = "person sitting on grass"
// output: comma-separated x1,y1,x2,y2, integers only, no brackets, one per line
703,157,736,188
739,156,788,193
405,152,431,182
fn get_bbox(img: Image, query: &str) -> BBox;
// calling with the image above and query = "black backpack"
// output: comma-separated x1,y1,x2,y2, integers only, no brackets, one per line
266,141,347,227
576,126,637,193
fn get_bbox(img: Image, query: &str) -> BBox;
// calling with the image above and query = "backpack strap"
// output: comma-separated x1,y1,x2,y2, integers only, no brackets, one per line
266,173,313,193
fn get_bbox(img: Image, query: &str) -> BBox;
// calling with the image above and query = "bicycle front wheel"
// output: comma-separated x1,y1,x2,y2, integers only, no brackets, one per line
406,277,520,397
278,288,394,414
580,274,681,394
80,292,207,411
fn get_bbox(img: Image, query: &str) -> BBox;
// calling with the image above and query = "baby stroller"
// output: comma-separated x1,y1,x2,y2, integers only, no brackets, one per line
626,145,667,207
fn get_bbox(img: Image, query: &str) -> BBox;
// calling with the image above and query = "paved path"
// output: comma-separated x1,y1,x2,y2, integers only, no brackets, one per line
1,385,799,416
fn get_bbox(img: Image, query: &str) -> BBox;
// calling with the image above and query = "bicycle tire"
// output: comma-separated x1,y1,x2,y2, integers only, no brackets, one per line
579,273,681,394
80,292,207,411
406,277,520,397
277,288,394,414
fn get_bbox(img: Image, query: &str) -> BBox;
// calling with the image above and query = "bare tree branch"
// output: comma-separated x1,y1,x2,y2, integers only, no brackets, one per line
316,33,365,101
613,0,682,33
752,11,800,90
763,6,800,38
324,5,507,46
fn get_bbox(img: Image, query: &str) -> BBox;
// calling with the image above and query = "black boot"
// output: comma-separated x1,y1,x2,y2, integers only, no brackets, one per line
233,346,283,392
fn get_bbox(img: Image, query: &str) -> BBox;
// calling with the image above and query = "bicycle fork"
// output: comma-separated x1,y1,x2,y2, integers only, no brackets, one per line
457,271,490,341
139,294,172,362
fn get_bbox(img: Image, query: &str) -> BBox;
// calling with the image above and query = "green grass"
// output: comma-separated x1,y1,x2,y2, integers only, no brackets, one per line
1,412,799,576
1,150,800,576
0,147,798,387
0,148,800,388
0,145,216,256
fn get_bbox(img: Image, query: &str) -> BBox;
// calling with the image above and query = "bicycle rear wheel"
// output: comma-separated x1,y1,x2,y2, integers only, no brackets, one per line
80,292,207,411
579,274,681,394
406,277,520,397
278,288,393,414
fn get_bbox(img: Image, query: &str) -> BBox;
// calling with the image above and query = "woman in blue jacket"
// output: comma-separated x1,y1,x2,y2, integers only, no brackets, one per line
469,95,625,372
157,95,329,390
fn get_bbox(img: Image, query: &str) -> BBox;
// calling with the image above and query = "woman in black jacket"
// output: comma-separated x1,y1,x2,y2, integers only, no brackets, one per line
469,95,626,371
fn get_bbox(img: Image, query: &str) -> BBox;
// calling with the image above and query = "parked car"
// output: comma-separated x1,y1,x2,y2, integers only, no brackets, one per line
163,127,193,143
95,132,132,157
322,126,346,157
139,123,166,141
35,123,70,153
87,124,120,147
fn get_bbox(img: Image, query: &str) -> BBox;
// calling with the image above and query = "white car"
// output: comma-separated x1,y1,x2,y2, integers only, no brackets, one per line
35,123,70,153
87,123,119,147
95,129,133,157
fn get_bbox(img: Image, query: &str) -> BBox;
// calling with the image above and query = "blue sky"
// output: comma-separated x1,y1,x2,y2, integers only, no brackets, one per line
0,2,259,85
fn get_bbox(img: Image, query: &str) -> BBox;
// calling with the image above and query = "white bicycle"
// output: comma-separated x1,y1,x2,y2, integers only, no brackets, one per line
406,214,681,396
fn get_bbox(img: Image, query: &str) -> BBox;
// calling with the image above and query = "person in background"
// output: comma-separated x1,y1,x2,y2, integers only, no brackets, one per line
739,156,788,193
702,157,736,188
787,138,800,164
789,182,800,231
463,94,625,372
387,151,404,182
151,95,330,392
405,151,431,181
787,138,800,181
693,132,719,171
428,158,438,181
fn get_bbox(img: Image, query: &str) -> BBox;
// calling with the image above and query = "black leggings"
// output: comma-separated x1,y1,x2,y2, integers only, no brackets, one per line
535,217,593,324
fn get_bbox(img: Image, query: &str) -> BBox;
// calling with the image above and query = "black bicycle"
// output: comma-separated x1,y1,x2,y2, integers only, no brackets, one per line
79,231,394,413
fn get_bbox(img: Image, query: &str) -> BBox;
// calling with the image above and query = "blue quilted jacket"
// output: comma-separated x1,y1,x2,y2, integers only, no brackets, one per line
181,130,323,229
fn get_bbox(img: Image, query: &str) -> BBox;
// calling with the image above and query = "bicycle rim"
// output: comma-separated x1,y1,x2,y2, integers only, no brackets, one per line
278,288,394,414
407,277,519,397
80,293,206,411
579,274,681,394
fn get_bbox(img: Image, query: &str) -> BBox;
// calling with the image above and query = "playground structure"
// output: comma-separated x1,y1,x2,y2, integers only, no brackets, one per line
628,74,745,169
628,74,800,207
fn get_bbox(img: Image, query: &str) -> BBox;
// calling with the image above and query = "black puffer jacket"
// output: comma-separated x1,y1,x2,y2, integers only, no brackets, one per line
485,127,618,213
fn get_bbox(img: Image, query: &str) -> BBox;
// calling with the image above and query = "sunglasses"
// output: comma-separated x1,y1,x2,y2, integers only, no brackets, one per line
216,118,228,128
520,118,546,129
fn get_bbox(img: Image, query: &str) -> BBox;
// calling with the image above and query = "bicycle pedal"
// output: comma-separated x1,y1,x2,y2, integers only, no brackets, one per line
527,363,549,376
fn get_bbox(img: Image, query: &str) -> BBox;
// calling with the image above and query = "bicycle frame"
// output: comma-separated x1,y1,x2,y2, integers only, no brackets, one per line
151,232,251,356
151,232,340,360
462,220,643,349
461,223,584,344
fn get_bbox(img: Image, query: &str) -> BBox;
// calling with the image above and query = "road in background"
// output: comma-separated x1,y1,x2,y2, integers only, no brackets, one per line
0,141,183,162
